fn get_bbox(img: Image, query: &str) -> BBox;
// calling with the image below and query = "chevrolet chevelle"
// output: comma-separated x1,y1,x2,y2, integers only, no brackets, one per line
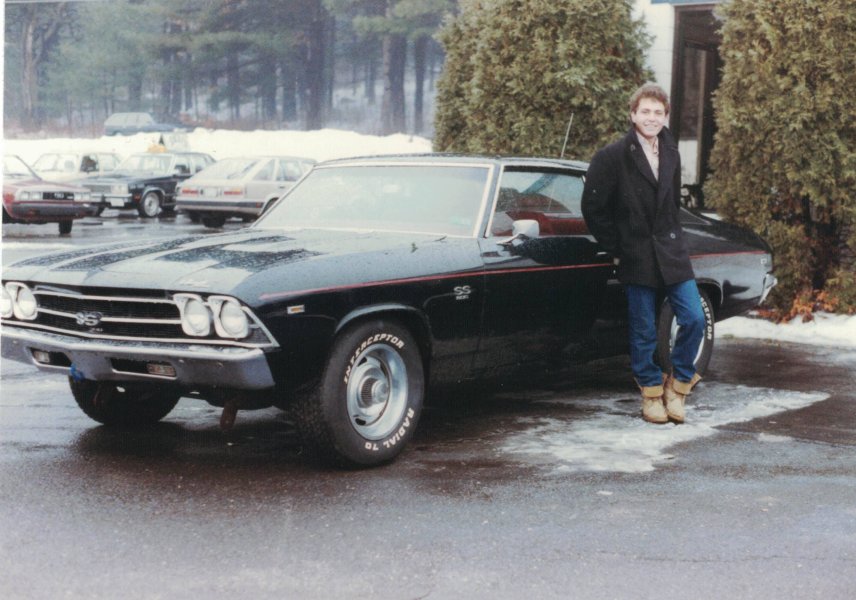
0,156,776,466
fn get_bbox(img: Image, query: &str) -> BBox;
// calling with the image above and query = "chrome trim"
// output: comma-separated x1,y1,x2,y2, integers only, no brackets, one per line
760,272,777,304
36,308,182,325
35,289,176,305
1,325,276,389
3,320,274,348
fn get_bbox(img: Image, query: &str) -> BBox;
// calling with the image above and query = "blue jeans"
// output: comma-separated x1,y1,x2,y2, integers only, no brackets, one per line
625,280,705,387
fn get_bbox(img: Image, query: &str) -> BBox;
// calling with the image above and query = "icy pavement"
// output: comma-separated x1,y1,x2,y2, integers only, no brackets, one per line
501,383,829,473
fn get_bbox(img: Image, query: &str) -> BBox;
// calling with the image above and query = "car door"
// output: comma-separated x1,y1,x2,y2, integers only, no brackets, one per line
475,166,613,373
245,158,276,203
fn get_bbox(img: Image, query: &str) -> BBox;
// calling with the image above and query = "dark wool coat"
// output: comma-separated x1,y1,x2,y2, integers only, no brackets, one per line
581,126,695,288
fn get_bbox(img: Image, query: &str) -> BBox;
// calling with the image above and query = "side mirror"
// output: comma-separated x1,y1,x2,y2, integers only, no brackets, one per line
498,219,540,247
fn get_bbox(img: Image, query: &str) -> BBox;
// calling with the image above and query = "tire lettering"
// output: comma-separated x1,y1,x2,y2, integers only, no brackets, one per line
344,332,406,383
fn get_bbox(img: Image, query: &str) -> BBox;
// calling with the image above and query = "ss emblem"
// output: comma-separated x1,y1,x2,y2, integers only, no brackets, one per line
75,311,103,327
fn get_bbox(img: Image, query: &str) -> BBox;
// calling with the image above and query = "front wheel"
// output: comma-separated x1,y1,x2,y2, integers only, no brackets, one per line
137,192,161,218
293,319,425,467
657,288,714,376
69,378,181,426
58,220,73,235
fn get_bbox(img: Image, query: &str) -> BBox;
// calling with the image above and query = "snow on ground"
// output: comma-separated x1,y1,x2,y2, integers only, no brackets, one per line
2,127,853,350
501,384,829,473
719,312,856,349
2,127,433,165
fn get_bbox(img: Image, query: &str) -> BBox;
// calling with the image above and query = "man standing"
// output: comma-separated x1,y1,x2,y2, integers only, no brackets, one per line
582,83,705,424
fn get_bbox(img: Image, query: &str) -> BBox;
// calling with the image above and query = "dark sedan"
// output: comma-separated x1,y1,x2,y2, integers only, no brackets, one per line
2,155,95,235
79,151,214,217
0,155,776,466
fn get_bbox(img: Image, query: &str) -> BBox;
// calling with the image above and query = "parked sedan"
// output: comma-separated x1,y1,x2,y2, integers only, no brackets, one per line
104,112,188,136
80,151,214,217
2,155,95,235
32,151,122,182
175,155,316,228
0,155,776,467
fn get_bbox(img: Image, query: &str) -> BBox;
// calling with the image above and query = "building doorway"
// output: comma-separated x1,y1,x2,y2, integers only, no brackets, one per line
670,6,721,208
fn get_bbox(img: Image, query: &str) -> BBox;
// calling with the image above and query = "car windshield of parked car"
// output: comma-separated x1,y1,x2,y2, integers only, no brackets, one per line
257,164,490,237
116,153,173,174
195,157,259,180
33,153,79,173
4,156,38,179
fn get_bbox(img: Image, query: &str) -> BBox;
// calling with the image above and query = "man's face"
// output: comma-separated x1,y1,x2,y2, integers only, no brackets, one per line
631,97,668,141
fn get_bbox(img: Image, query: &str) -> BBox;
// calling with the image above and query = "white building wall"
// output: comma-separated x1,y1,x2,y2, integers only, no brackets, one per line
632,1,676,91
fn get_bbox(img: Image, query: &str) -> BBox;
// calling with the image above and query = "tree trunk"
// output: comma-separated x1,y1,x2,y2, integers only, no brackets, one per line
280,59,298,122
227,51,241,121
305,4,327,130
413,35,427,134
260,52,278,123
381,33,406,134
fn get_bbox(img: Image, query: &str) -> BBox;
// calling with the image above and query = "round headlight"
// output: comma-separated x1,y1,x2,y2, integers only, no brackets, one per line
14,286,38,320
1,286,13,318
182,298,211,336
217,301,249,338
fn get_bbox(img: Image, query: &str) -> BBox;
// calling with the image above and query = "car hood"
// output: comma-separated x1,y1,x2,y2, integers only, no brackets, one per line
4,177,87,192
3,228,481,305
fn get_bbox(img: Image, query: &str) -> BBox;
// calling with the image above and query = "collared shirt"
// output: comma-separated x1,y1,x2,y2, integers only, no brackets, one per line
636,131,659,180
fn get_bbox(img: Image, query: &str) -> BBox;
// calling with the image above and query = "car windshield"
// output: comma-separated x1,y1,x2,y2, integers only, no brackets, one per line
257,164,490,237
116,154,173,174
33,153,78,172
196,157,259,180
3,156,37,179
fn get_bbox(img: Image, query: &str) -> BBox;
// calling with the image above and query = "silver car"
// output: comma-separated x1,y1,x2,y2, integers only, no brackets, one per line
175,155,315,228
32,151,122,182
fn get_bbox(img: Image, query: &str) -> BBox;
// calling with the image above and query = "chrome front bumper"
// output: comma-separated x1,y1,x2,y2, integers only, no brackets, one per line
1,324,275,389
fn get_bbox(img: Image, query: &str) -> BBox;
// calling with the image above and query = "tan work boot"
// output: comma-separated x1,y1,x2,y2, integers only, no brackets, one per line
663,373,702,423
639,383,668,424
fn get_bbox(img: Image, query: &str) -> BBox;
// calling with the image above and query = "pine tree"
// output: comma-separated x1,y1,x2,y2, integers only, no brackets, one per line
434,0,652,160
706,0,856,313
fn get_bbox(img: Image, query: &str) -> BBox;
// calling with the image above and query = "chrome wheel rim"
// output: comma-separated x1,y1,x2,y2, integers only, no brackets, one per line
346,343,408,440
141,193,160,217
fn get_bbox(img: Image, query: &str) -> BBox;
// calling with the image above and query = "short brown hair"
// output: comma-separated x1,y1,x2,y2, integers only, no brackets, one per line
629,83,670,115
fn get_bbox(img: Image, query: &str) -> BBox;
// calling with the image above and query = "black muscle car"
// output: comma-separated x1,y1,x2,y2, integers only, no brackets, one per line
0,155,776,467
80,151,214,217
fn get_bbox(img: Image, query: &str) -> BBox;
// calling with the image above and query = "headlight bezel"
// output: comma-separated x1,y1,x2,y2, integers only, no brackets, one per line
4,282,38,321
173,293,253,340
209,295,250,339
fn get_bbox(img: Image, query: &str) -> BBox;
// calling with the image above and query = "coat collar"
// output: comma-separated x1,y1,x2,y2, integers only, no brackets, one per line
624,127,677,190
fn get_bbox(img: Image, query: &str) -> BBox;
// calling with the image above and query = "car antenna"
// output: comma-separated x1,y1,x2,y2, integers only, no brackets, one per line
560,113,575,159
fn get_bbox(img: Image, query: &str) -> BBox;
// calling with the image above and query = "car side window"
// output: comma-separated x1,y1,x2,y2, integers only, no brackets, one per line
278,160,302,182
174,159,190,175
253,159,275,181
490,169,586,237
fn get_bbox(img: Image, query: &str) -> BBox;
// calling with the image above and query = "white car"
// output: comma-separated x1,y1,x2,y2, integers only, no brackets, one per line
176,155,315,228
32,152,122,182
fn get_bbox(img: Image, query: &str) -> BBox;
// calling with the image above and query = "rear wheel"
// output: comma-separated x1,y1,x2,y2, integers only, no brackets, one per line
201,215,226,228
138,191,161,218
58,220,73,235
293,319,424,467
657,288,714,375
69,378,181,426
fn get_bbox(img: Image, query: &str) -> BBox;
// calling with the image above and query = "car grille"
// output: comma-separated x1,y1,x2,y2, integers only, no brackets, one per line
83,183,113,195
40,191,75,200
7,287,274,348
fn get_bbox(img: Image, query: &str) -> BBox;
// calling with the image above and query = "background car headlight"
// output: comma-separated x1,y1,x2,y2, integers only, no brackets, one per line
214,299,249,338
0,286,13,318
18,191,31,201
111,183,128,194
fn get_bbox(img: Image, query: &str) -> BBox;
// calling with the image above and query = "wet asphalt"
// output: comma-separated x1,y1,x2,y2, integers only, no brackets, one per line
2,214,855,599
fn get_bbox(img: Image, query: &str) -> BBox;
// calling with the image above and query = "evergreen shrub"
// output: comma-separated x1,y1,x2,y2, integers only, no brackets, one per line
706,0,856,314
